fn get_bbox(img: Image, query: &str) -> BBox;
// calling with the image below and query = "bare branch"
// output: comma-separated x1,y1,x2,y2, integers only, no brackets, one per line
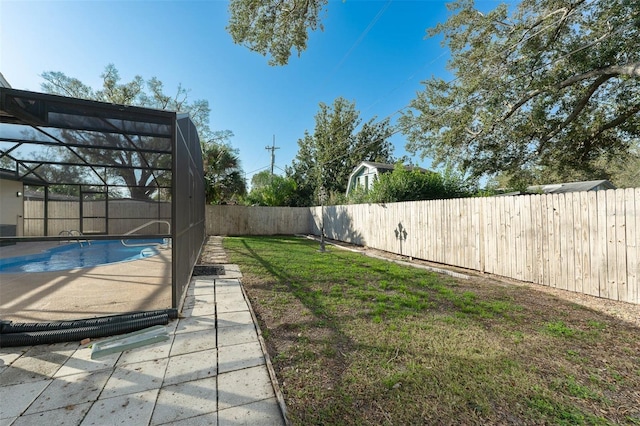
466,127,482,137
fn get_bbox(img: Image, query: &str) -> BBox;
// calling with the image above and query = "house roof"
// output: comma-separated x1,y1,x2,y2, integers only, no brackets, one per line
353,161,428,174
0,168,47,185
526,180,616,194
0,72,11,88
23,189,79,201
359,161,396,172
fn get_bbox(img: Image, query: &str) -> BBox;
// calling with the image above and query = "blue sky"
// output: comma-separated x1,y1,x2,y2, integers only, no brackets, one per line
0,0,504,186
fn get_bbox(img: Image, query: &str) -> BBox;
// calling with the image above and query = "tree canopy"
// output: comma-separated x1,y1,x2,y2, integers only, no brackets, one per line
399,0,640,186
40,64,244,200
287,97,395,206
227,0,328,66
244,170,297,206
202,137,247,204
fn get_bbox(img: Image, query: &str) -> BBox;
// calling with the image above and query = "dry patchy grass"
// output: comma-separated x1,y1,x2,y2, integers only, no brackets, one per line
223,236,640,426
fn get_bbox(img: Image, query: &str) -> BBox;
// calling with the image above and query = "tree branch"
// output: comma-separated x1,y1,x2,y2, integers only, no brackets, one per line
558,62,640,85
591,103,640,138
541,74,612,143
509,6,571,53
503,61,640,120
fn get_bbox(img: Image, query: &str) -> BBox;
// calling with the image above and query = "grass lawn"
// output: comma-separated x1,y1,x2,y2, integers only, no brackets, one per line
224,236,640,425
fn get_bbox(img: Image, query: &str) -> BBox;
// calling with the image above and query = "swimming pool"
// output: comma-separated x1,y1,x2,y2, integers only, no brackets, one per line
0,239,166,273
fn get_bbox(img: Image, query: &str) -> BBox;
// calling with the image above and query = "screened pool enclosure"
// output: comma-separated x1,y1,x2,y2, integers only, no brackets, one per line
0,87,205,313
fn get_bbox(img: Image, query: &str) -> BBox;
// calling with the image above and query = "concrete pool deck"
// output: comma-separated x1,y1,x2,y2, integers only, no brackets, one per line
0,242,172,323
0,242,288,425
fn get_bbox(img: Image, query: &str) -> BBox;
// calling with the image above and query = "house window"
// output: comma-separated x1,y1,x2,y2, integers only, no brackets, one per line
365,175,369,191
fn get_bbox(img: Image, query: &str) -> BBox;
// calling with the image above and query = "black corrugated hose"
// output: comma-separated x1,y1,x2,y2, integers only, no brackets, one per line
0,309,178,333
0,309,178,348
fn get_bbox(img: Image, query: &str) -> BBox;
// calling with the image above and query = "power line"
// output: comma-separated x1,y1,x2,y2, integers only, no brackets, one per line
320,12,631,171
296,0,630,186
333,1,392,73
244,165,271,177
319,2,599,169
265,135,280,175
321,0,393,89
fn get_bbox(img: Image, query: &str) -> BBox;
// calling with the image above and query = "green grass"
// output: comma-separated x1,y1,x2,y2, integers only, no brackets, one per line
543,320,578,337
224,236,640,425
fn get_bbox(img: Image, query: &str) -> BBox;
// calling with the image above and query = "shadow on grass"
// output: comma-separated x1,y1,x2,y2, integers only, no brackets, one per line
225,236,640,425
238,238,346,324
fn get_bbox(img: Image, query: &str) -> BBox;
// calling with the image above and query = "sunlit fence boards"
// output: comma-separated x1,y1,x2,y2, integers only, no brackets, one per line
310,189,638,304
206,205,312,236
209,189,637,304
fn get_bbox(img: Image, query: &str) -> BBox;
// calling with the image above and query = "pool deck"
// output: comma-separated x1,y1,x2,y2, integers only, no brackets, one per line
0,238,288,425
0,242,172,323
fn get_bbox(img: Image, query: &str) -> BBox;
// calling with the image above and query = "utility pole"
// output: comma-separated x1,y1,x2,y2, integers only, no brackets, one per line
265,135,280,175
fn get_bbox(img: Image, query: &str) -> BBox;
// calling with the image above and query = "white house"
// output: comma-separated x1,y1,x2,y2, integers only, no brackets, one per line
345,161,395,195
0,72,11,88
345,161,429,195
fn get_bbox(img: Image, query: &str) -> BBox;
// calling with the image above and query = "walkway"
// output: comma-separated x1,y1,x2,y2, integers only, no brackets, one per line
0,246,287,425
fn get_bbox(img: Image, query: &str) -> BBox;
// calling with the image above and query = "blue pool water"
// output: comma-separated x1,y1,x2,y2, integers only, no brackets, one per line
0,239,165,273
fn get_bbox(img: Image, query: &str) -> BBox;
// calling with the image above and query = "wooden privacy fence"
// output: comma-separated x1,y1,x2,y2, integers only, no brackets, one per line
185,190,638,304
311,189,639,304
205,205,312,236
23,199,171,236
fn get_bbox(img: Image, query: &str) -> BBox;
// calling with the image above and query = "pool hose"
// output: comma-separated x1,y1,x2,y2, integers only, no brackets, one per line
0,309,178,348
0,309,178,333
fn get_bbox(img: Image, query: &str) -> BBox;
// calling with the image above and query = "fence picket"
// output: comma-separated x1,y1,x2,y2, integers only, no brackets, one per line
615,190,627,302
565,193,576,293
512,195,521,280
540,195,550,287
548,194,556,288
596,191,608,298
572,193,583,294
632,189,640,304
605,190,618,300
587,192,601,296
483,197,493,273
531,195,543,284
579,192,591,296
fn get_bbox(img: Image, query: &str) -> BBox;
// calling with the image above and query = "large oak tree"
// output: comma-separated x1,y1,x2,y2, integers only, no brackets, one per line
40,64,244,199
399,0,640,185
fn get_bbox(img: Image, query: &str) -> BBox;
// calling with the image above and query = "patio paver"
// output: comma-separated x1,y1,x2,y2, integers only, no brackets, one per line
0,256,287,425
